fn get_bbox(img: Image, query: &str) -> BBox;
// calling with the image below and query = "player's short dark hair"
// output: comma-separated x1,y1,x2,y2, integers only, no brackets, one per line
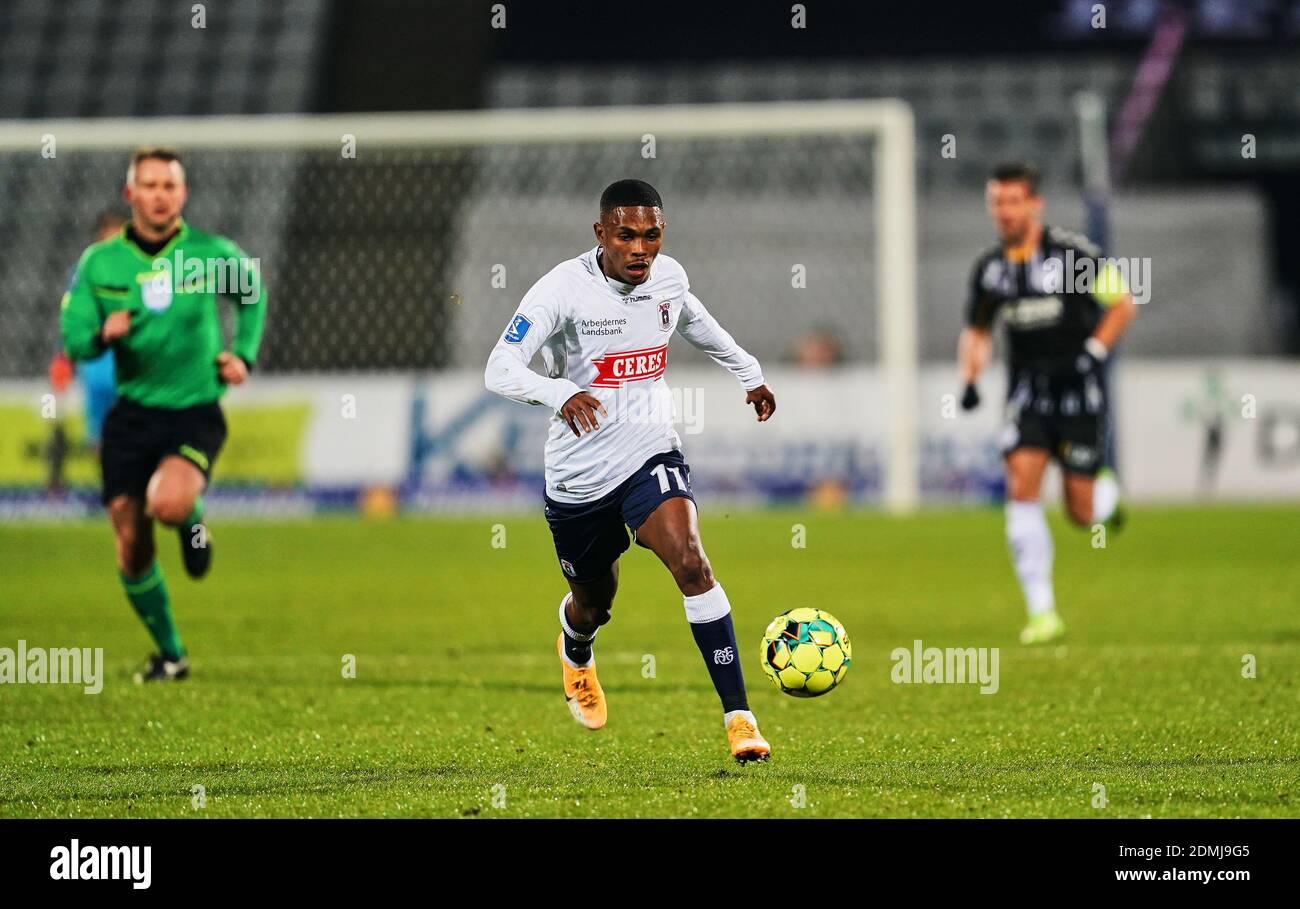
989,161,1040,195
599,179,663,215
128,146,185,183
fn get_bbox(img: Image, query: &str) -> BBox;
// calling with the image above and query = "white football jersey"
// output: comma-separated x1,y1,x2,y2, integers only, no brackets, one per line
484,246,765,503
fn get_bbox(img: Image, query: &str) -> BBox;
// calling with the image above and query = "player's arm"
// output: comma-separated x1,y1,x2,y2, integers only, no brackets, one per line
676,290,773,422
958,261,998,410
484,281,602,436
59,253,128,361
218,241,267,386
1080,261,1138,367
958,326,992,385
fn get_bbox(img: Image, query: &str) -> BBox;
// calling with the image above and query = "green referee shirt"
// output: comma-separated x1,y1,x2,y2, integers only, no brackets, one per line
60,219,267,410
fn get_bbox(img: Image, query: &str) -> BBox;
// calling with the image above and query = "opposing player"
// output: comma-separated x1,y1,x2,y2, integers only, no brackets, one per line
958,162,1136,644
485,179,777,762
60,148,267,681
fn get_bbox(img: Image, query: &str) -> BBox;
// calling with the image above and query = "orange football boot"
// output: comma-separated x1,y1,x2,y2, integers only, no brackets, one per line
726,711,771,763
557,634,607,730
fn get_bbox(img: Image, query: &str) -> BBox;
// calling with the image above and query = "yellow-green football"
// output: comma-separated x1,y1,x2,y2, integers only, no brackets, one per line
759,607,852,697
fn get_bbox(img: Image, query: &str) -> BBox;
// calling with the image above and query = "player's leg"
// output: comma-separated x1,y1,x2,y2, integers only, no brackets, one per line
108,494,188,681
1062,472,1094,527
100,400,189,680
545,495,629,730
553,563,617,729
633,474,770,762
1059,408,1122,530
1004,446,1064,644
146,453,214,579
151,403,226,579
559,561,619,667
145,454,206,527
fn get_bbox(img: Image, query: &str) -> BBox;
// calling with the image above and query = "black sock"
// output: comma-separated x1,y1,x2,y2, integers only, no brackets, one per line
559,597,595,666
689,611,749,713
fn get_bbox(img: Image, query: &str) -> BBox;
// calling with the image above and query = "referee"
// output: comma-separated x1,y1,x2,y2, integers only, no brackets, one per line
60,147,267,682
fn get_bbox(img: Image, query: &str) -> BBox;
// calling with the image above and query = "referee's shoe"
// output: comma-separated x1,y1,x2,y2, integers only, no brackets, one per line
180,519,212,579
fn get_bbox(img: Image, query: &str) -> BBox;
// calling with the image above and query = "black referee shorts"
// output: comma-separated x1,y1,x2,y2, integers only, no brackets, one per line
1000,372,1109,477
100,397,227,504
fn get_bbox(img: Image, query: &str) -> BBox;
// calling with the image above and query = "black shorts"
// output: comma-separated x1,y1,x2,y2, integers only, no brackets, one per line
1000,371,1109,476
543,449,695,584
100,397,227,504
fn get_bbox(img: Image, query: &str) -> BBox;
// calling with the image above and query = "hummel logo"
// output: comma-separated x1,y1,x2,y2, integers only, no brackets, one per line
713,646,735,665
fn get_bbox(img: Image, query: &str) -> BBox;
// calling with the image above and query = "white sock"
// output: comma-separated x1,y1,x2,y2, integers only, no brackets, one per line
1005,500,1055,617
558,592,595,668
724,709,758,729
682,583,732,623
1093,472,1120,524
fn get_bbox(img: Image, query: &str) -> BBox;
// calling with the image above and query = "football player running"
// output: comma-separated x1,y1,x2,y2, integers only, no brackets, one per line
959,162,1137,645
485,179,776,762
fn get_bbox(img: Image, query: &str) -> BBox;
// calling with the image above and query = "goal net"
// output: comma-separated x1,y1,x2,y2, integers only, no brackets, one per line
0,101,918,511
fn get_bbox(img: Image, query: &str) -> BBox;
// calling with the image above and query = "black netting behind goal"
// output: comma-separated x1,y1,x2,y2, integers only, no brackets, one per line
0,132,874,377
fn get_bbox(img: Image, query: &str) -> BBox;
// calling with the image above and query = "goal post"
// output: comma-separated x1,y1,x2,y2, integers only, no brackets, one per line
0,100,920,512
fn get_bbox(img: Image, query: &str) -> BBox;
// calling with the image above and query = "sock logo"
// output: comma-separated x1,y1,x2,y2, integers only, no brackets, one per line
712,646,734,665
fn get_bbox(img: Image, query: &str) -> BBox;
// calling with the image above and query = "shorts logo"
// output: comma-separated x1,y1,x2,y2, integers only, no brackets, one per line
178,444,209,472
560,559,576,577
1062,443,1096,469
712,646,735,665
590,343,668,388
504,313,532,345
658,300,671,331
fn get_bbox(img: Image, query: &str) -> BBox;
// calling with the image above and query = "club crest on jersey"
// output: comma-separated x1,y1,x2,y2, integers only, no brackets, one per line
140,271,173,311
503,313,532,344
658,300,671,331
589,343,668,388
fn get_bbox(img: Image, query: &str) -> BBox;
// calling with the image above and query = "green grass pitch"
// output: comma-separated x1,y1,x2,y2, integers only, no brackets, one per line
2,504,1297,818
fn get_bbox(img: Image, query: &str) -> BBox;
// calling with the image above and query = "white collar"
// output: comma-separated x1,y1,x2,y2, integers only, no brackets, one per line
588,246,639,296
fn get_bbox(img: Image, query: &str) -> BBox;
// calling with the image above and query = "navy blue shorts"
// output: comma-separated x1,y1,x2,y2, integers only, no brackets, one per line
544,449,695,583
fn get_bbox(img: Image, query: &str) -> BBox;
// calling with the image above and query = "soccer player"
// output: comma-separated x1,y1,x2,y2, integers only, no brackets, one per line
60,148,267,681
485,179,778,762
958,162,1136,644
